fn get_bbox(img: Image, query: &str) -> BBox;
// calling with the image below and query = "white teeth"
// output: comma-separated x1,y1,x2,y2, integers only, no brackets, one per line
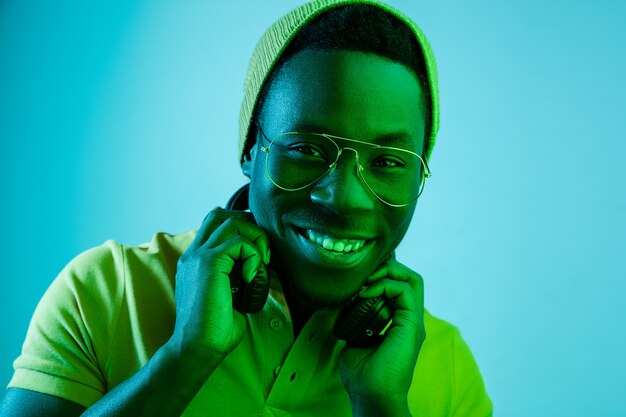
304,229,367,253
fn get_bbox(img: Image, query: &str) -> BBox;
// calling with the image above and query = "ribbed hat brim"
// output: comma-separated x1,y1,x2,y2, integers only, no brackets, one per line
239,0,439,164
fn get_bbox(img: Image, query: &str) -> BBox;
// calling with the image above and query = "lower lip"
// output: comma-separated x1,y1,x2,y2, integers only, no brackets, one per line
290,227,373,269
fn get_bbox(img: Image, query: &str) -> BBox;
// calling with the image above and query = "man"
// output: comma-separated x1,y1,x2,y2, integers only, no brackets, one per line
0,1,492,416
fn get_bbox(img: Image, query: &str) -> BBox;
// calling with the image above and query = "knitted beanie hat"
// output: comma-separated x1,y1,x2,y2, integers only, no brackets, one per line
238,0,439,164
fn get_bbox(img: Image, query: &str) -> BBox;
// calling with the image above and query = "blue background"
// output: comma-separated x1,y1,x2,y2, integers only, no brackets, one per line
1,1,625,415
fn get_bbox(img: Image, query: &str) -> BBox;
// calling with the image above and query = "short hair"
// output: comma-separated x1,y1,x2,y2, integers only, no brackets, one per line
249,4,431,156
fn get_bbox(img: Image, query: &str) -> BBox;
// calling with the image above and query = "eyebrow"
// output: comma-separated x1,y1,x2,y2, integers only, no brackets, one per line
372,132,417,149
292,122,419,150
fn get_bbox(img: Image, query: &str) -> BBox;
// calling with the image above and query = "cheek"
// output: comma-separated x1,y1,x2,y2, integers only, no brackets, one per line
385,206,416,246
248,163,273,221
248,155,287,236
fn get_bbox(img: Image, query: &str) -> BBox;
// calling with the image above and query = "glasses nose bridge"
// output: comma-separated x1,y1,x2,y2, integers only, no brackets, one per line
327,146,362,177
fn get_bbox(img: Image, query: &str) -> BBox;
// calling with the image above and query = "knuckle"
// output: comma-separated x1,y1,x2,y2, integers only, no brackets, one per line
412,274,424,288
254,230,270,246
177,249,194,265
221,215,237,226
219,235,251,258
177,250,201,270
225,214,251,229
393,281,411,296
204,206,223,222
404,270,423,286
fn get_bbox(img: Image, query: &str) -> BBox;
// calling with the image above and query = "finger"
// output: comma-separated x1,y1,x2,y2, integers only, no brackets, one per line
188,207,254,250
359,279,424,343
365,262,390,284
360,278,420,313
187,206,224,252
365,259,423,290
212,235,265,283
188,208,262,255
203,216,271,265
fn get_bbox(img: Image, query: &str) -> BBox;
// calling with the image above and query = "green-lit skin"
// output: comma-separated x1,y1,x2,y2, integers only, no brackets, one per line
243,50,425,309
242,50,427,412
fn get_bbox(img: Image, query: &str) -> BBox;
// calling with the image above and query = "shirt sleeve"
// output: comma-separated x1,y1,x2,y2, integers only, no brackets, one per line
451,328,493,417
7,241,125,408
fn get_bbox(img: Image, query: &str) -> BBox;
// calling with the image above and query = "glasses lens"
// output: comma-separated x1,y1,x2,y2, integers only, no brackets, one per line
266,133,337,190
359,146,424,206
265,132,426,206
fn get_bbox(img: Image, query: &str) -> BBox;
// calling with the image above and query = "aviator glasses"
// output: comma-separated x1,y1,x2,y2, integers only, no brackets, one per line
257,125,431,207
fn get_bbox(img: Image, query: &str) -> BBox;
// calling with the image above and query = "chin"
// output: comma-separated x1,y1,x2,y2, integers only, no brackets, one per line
280,266,365,310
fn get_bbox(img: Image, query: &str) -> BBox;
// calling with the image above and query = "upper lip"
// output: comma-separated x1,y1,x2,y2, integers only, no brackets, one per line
293,225,375,241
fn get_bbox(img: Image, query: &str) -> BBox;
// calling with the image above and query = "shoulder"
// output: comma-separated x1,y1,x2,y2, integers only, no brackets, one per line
9,230,199,407
409,309,492,415
29,229,198,343
55,229,199,318
415,308,483,382
423,308,462,345
133,229,197,256
61,229,197,284
421,308,479,366
97,229,197,265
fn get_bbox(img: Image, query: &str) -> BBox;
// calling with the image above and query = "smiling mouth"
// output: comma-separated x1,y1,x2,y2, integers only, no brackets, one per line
296,228,369,254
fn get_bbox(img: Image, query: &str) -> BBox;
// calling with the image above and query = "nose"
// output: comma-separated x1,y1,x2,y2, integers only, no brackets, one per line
309,149,376,214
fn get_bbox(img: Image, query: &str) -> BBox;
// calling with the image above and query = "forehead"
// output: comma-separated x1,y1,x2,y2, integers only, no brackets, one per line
259,49,426,154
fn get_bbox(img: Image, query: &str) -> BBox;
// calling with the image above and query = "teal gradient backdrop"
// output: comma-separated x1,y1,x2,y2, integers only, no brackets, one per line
1,1,625,415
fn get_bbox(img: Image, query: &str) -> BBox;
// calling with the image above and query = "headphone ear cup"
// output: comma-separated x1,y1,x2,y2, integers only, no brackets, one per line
334,296,393,347
230,263,270,314
225,184,268,313
241,267,270,313
226,184,250,211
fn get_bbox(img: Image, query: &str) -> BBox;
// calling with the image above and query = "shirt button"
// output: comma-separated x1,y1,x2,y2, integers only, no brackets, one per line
269,317,283,330
274,365,281,376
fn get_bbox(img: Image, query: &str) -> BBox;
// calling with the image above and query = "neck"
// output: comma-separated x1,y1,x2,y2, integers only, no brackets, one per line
278,273,315,338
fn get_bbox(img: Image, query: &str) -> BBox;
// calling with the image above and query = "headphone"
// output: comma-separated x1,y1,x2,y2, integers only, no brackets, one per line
225,183,394,347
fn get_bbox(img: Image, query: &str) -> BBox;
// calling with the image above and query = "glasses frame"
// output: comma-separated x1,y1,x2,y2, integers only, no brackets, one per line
256,124,432,208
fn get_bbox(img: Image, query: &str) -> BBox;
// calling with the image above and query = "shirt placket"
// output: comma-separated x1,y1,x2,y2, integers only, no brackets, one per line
264,308,341,413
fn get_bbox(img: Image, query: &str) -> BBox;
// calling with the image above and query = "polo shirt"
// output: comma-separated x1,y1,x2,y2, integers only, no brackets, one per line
9,230,493,416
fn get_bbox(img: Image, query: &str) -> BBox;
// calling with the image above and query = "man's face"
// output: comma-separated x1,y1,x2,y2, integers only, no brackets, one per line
242,49,426,308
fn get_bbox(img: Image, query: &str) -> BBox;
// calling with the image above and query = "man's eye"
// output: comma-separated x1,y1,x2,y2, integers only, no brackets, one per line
290,144,324,158
372,157,405,168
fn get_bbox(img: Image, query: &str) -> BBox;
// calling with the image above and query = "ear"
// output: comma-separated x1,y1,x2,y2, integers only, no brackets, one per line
241,141,258,178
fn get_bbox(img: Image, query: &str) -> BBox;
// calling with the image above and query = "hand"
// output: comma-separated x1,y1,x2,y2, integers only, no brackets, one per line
339,259,425,408
169,207,271,360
